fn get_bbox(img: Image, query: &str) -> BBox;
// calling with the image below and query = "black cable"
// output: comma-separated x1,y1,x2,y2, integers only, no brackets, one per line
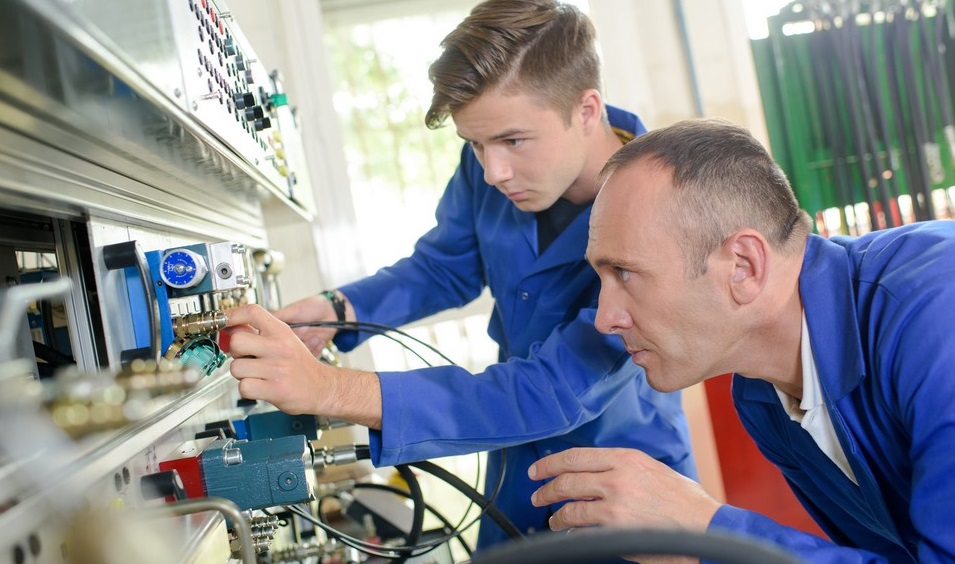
288,322,504,555
346,324,435,368
897,9,940,220
287,320,458,366
294,321,435,367
858,14,903,227
396,448,507,553
351,444,508,552
808,23,855,232
290,504,407,559
288,322,520,547
393,464,424,564
311,488,462,560
409,459,523,540
323,322,490,533
467,527,806,564
846,12,896,228
299,442,500,557
316,318,487,550
884,9,931,223
832,11,883,230
463,445,484,533
353,482,473,556
293,498,458,560
335,320,457,366
314,491,452,560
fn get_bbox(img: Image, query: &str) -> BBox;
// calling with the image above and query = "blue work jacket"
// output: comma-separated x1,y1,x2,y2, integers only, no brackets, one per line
335,105,696,550
710,222,955,563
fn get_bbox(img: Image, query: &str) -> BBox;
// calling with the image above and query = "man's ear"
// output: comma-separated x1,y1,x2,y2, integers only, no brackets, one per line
578,89,603,132
725,228,769,305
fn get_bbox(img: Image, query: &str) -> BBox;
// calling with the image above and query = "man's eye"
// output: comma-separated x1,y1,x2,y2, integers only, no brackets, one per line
505,138,524,147
615,268,631,282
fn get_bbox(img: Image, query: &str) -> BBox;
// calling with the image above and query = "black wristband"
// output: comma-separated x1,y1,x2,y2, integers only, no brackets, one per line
321,290,346,323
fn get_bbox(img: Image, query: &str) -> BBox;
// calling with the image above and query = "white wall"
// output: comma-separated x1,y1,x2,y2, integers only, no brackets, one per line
591,0,769,147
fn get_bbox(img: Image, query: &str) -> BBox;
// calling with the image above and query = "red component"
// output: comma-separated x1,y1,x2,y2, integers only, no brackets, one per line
873,201,887,231
889,198,902,227
200,0,207,10
160,441,213,501
705,374,828,539
218,328,231,354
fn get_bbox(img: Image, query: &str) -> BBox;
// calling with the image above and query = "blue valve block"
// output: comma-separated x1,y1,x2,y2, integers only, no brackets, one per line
243,411,319,441
200,436,314,510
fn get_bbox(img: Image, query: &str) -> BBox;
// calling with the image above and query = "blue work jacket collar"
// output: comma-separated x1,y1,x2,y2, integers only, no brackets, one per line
738,234,866,404
513,203,593,275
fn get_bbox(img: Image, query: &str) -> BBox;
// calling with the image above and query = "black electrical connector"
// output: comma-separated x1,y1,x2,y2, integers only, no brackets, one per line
140,470,188,501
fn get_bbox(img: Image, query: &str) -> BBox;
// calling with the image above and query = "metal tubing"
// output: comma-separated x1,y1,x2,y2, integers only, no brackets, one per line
133,497,256,564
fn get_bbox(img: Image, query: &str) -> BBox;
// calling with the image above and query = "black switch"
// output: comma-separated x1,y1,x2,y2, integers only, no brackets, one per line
203,419,237,439
141,470,187,501
244,105,264,121
233,92,255,110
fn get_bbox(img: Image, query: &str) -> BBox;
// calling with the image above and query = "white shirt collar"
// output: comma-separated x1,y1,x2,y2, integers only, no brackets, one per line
774,310,856,483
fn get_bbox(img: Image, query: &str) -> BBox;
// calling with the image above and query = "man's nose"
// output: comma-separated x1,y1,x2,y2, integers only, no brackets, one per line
594,290,629,335
483,149,513,186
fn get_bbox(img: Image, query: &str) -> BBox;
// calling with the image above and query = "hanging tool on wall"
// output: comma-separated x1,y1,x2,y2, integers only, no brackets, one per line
753,0,955,226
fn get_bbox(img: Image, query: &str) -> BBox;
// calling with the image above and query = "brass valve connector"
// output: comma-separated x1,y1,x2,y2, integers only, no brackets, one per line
173,311,228,337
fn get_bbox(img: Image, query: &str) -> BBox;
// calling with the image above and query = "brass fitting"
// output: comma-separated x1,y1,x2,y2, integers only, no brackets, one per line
172,311,228,337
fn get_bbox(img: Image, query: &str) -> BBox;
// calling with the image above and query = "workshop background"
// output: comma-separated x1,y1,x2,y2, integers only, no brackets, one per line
2,0,953,562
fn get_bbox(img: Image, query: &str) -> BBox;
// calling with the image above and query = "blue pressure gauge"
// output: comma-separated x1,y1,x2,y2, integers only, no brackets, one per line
160,248,209,289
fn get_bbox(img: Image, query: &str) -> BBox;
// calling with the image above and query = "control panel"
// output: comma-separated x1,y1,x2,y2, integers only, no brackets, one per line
183,0,306,202
101,240,255,376
0,0,460,561
1,0,314,220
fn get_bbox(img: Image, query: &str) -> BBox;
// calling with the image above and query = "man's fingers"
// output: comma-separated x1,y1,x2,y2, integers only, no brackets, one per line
227,329,279,359
548,500,604,531
232,358,289,399
272,295,324,324
222,324,257,337
530,447,622,480
236,372,269,402
531,471,607,507
225,304,286,335
229,357,261,380
223,304,258,326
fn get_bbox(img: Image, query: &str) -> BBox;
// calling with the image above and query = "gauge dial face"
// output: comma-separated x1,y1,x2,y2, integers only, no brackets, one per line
160,249,208,289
